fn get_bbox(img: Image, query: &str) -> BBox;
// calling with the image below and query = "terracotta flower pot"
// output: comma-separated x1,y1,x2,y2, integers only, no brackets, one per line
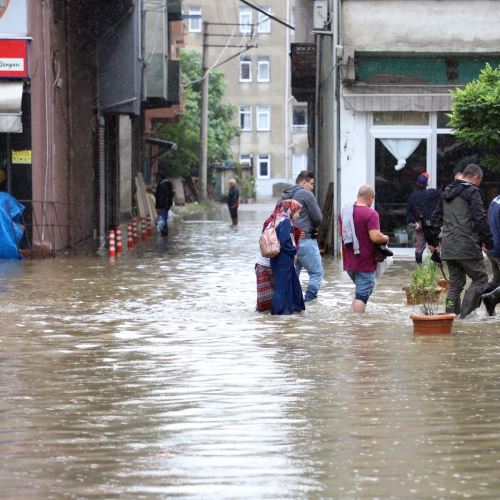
410,312,455,335
403,286,444,305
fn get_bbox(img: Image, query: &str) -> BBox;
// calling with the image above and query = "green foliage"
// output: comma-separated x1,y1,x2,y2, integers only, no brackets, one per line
158,50,240,177
237,176,256,200
448,63,500,172
409,259,440,315
233,162,256,200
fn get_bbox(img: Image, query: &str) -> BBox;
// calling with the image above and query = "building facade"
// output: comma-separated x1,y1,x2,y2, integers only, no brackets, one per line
0,0,182,255
182,0,308,198
294,0,500,252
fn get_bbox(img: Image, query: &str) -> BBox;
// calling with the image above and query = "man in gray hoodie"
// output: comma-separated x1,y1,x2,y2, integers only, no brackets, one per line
280,171,324,302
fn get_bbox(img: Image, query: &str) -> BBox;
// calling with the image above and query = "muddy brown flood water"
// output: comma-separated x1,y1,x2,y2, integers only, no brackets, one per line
1,202,499,498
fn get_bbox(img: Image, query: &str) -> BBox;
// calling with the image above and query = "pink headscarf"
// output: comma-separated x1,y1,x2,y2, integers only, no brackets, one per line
263,199,302,231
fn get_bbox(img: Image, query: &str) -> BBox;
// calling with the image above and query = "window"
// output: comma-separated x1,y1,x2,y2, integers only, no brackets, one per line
188,6,202,33
257,7,271,33
257,57,270,82
293,154,308,178
239,7,252,33
292,106,308,132
239,56,252,82
258,154,271,178
257,105,270,131
239,106,252,131
437,111,452,129
239,154,252,168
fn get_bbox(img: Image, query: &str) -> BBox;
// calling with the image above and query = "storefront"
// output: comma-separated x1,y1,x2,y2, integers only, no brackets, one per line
0,1,31,202
340,53,500,248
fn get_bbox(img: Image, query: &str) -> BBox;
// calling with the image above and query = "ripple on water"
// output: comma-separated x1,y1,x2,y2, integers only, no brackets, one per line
1,208,500,498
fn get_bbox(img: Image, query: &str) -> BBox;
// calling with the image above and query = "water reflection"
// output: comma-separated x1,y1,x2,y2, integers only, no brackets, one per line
1,203,499,498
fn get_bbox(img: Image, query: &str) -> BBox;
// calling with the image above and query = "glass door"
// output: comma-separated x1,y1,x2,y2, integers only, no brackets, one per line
374,138,428,247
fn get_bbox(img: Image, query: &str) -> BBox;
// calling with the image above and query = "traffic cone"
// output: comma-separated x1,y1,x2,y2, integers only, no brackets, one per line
141,217,147,240
116,226,123,254
132,218,138,245
108,229,116,258
146,214,152,237
127,222,134,249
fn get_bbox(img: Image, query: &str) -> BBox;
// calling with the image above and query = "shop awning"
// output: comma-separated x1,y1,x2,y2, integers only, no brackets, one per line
0,82,23,133
342,84,456,112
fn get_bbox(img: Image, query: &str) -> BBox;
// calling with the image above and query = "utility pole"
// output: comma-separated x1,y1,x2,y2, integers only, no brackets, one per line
198,21,209,202
197,21,257,202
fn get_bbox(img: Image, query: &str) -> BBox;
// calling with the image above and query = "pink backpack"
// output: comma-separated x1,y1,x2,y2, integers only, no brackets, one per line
259,222,280,258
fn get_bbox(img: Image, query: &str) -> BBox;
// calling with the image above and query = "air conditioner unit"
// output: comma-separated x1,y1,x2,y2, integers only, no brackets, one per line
313,0,328,30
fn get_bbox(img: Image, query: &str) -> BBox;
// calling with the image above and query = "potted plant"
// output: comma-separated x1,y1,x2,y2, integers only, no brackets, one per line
407,259,455,335
402,260,443,306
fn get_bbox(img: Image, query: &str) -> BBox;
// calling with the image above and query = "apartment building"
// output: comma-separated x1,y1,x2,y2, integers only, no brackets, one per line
183,0,309,198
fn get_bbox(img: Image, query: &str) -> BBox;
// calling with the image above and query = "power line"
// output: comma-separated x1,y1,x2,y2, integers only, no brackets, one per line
238,0,295,30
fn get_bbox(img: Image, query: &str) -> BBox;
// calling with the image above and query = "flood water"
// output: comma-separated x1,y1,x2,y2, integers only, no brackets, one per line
1,202,499,499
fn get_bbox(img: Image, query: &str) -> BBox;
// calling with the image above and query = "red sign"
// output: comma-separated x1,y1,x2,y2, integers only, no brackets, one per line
0,39,28,78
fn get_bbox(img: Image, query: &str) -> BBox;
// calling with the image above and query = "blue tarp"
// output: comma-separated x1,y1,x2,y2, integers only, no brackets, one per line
0,192,25,260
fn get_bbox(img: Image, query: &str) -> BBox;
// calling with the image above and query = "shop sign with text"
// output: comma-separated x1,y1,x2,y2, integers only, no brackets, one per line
12,150,32,164
0,39,28,78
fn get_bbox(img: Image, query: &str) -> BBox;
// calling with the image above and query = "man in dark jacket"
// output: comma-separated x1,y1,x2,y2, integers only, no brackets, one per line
226,178,239,229
280,171,324,302
406,172,441,263
481,194,500,315
155,172,174,237
428,164,493,318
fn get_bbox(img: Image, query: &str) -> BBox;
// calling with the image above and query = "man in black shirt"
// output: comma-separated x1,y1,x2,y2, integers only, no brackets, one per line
155,172,174,237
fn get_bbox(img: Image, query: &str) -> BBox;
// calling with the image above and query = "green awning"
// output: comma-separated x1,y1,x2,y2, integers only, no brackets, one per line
355,53,500,85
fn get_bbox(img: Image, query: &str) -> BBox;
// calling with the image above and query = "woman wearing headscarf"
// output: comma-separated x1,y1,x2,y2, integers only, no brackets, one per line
265,199,305,315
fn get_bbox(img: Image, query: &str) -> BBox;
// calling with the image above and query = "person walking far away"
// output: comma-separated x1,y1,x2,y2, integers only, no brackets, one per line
406,171,441,264
427,164,493,318
280,171,324,302
227,178,239,229
269,200,305,315
339,185,389,313
481,194,500,315
155,172,174,237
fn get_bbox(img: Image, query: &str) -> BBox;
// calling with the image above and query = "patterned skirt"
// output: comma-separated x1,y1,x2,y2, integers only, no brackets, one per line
256,264,274,312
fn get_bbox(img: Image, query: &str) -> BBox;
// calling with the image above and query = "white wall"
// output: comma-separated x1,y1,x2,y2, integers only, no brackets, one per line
339,108,369,207
342,0,500,55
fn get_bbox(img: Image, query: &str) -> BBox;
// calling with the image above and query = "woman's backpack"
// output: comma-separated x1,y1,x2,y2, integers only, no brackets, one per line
259,222,280,258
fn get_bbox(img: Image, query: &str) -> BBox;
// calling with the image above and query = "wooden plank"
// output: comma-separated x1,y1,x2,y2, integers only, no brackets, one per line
317,182,334,254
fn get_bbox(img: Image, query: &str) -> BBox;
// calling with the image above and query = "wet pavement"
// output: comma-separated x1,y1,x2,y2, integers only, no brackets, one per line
1,201,499,498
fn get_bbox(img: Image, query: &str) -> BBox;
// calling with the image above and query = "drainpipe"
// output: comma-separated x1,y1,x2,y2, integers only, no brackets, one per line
284,0,290,182
314,33,320,191
65,0,73,248
332,0,340,255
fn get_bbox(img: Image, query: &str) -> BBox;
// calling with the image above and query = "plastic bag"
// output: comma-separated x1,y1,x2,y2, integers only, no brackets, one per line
156,214,166,232
376,256,393,278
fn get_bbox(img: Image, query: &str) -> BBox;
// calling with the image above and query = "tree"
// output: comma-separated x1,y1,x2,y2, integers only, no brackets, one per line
448,63,500,172
158,50,240,178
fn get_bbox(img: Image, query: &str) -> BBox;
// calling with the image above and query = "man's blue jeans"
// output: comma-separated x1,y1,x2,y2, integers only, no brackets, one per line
295,238,324,301
158,208,169,236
